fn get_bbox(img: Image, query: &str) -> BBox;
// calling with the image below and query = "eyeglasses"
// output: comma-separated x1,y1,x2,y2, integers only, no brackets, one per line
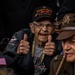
33,21,53,29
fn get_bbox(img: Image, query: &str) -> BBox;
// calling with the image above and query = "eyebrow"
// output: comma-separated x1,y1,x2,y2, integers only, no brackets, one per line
33,21,39,25
33,21,52,26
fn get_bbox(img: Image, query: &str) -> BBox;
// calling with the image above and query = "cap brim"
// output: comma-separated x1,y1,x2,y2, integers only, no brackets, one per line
56,31,75,40
34,15,55,22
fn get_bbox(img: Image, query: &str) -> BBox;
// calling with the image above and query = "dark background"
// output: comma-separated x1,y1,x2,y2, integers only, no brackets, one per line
0,0,63,41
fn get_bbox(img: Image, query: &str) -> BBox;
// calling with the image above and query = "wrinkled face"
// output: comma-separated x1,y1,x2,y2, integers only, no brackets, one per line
30,20,55,45
62,35,75,62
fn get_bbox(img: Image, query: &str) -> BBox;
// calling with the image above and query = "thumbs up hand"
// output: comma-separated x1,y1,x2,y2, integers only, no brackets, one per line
44,35,55,56
17,34,30,54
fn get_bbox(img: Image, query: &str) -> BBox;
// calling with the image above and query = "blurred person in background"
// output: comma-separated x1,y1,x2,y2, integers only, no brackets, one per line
0,68,16,75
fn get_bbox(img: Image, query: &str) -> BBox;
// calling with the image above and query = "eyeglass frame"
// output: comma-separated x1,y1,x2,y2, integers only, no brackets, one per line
32,21,54,29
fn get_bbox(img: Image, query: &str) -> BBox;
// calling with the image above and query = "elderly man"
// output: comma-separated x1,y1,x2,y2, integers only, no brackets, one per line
5,6,62,75
49,13,75,75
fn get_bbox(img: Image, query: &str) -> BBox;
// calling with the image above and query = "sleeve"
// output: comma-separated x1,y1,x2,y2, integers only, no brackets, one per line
6,28,31,54
4,31,22,66
6,31,22,55
5,29,34,70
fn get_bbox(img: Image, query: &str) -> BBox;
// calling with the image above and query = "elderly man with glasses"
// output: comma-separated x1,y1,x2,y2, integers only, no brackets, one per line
5,6,62,75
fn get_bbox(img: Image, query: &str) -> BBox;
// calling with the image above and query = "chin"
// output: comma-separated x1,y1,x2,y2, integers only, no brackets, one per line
66,58,75,62
38,36,48,42
39,39,47,43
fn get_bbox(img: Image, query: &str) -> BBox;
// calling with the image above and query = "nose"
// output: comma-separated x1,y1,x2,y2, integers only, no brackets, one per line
42,25,47,31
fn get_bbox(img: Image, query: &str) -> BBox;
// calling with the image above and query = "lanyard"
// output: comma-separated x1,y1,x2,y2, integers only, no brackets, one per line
31,37,45,64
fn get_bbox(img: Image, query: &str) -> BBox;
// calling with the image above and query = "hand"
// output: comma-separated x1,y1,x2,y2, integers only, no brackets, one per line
17,34,30,54
44,35,55,56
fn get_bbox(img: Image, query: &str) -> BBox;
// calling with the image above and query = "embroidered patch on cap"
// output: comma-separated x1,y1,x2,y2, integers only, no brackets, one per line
35,6,52,17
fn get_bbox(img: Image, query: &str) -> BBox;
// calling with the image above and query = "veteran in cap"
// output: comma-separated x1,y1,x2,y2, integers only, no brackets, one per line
49,13,75,75
4,6,62,75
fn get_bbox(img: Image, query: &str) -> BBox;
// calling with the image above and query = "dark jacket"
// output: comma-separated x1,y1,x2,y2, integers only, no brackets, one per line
50,54,74,75
4,28,62,75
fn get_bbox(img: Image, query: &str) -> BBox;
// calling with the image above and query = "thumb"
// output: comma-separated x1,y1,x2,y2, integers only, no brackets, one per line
23,34,28,41
48,35,52,43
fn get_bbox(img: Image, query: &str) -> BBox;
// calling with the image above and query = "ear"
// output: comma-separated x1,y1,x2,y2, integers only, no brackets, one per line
29,23,35,33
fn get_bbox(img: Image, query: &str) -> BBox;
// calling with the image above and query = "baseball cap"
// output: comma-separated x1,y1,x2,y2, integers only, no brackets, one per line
56,13,75,40
32,6,55,22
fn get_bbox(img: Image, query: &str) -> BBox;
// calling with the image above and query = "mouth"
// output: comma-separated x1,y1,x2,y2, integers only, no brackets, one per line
66,53,74,57
39,33,48,36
